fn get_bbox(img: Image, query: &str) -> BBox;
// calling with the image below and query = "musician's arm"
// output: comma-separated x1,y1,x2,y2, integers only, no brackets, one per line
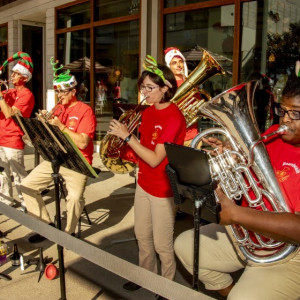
49,116,90,149
0,94,18,118
217,187,300,244
62,127,90,149
109,119,166,167
127,135,166,168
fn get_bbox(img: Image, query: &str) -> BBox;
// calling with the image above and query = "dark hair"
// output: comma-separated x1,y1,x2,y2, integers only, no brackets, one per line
282,76,300,98
137,64,177,102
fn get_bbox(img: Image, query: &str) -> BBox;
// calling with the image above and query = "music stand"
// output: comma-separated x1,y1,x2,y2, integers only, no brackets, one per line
14,115,98,300
165,143,220,291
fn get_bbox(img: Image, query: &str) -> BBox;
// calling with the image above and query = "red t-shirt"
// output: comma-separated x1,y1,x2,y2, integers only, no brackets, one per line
55,101,96,165
263,124,300,213
0,87,34,149
137,103,186,197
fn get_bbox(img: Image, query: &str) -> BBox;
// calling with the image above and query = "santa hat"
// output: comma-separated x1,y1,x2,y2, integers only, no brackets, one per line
164,47,188,78
0,51,33,81
50,57,77,91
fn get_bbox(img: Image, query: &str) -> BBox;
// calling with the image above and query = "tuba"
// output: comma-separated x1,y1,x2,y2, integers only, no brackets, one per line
100,49,225,174
191,81,299,265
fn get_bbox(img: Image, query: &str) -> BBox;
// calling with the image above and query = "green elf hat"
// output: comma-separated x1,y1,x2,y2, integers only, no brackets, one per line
51,57,77,91
0,51,33,81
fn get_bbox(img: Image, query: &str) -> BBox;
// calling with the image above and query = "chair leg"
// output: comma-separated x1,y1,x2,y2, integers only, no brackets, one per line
76,206,91,238
77,216,82,238
83,207,92,225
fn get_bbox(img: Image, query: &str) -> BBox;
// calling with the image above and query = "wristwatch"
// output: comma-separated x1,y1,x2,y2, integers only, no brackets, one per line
0,96,3,101
124,134,132,143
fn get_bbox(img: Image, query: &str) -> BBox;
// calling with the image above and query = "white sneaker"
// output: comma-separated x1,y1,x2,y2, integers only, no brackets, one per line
20,201,27,213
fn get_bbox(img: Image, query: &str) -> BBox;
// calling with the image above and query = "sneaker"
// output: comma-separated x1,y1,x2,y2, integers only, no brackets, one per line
28,233,47,243
28,223,55,243
20,202,27,213
123,281,141,291
156,296,168,300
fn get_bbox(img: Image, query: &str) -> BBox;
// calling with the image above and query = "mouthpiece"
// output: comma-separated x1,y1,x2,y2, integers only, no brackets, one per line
276,125,289,135
262,125,289,141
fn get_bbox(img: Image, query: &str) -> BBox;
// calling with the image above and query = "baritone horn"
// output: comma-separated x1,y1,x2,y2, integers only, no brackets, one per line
191,81,299,265
100,49,226,174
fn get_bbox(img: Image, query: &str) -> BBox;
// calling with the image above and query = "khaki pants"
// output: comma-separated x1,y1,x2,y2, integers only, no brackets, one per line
21,160,87,234
0,146,28,204
174,224,300,300
134,183,176,280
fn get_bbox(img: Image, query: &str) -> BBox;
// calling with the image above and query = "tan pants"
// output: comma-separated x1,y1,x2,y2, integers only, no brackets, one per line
134,183,176,280
0,146,28,204
174,224,300,300
21,160,87,234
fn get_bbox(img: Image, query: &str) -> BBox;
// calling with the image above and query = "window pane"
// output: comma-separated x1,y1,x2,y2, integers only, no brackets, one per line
57,2,90,29
164,5,234,96
95,0,140,20
240,0,300,132
94,20,139,117
57,29,91,103
0,26,7,43
0,45,7,80
164,0,210,8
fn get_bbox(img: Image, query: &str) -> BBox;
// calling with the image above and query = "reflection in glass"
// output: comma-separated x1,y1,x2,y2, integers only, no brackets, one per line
57,29,91,103
240,0,300,132
57,2,90,29
0,45,7,80
94,20,139,116
95,0,139,20
164,0,209,8
0,26,7,43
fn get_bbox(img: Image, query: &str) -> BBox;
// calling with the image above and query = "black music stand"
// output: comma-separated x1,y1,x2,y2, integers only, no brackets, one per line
165,143,220,291
14,115,98,300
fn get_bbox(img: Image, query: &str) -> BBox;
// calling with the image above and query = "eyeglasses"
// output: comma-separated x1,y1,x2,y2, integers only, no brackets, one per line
139,84,159,93
275,105,300,120
55,89,73,95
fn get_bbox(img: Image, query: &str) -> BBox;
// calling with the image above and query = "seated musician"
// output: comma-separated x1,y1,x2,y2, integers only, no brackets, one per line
0,52,35,211
21,59,96,243
174,75,300,299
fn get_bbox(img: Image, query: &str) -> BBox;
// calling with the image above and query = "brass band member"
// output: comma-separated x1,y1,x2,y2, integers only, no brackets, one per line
174,75,300,299
21,59,96,243
109,56,186,298
164,47,199,146
0,52,34,211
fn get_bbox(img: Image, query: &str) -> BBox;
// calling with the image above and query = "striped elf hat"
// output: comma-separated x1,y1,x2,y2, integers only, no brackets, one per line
0,51,33,81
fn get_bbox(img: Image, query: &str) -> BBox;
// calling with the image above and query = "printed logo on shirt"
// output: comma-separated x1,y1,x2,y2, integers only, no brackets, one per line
276,166,291,182
282,162,300,174
151,125,162,145
68,116,78,129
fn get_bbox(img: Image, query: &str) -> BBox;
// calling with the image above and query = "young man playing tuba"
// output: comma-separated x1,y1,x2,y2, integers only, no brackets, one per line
174,75,300,299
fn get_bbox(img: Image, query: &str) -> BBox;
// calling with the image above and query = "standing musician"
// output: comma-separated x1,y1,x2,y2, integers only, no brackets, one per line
0,52,34,211
164,47,199,146
174,75,300,299
109,55,186,299
21,59,96,243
